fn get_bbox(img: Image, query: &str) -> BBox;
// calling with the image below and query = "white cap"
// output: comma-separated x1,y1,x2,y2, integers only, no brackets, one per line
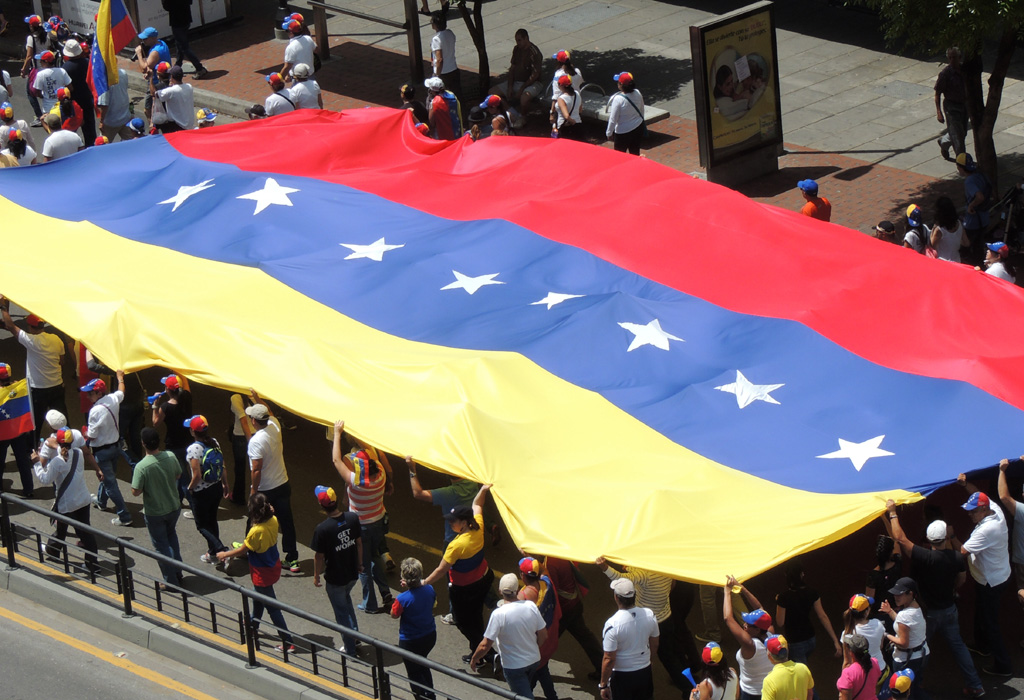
245,403,270,420
292,63,310,78
926,520,948,543
498,573,519,595
62,39,82,58
424,76,445,91
610,578,635,597
45,409,67,429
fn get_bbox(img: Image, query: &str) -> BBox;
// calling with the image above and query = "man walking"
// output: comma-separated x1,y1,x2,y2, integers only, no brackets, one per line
82,373,132,526
429,12,459,99
935,47,968,160
164,0,207,78
247,403,299,572
34,428,98,573
797,179,832,222
311,484,363,655
600,578,660,700
761,634,814,700
470,573,547,697
131,427,184,586
0,300,66,443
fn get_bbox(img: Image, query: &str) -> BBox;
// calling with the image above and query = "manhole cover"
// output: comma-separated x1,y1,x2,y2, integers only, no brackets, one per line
873,80,931,100
536,2,627,32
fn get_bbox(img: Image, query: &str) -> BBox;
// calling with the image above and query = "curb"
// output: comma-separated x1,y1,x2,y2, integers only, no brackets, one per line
0,565,336,700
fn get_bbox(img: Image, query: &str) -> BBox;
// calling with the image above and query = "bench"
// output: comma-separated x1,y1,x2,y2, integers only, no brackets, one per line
575,83,671,124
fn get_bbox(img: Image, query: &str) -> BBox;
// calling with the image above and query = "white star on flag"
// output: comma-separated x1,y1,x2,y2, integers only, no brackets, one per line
158,179,215,212
715,370,784,409
440,271,504,295
817,435,894,472
340,238,404,262
237,177,299,215
531,292,584,310
618,319,683,352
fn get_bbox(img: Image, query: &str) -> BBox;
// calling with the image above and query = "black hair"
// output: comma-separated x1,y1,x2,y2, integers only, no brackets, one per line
561,58,576,75
401,84,415,100
141,427,160,451
851,642,872,674
713,65,733,98
934,196,958,230
784,559,804,589
515,28,529,40
431,11,446,29
7,137,26,159
249,492,273,524
876,534,894,567
705,664,734,689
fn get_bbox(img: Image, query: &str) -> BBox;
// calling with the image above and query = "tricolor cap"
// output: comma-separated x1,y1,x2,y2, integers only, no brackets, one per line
553,50,571,63
415,122,430,136
34,50,55,62
740,608,772,630
56,87,71,101
160,374,181,390
797,179,819,195
557,74,572,87
184,414,209,432
614,71,634,84
848,594,873,612
315,485,337,507
956,152,977,172
25,314,43,327
138,26,159,40
55,427,74,444
1,102,13,119
94,135,109,146
889,669,914,697
79,378,106,393
282,19,301,31
128,117,146,134
196,107,218,123
701,642,723,666
0,363,10,380
25,15,42,26
905,204,922,227
155,61,171,75
266,72,285,87
987,241,1010,258
518,557,541,577
7,128,24,143
609,578,635,597
962,491,990,511
479,94,501,110
765,634,788,658
287,12,305,22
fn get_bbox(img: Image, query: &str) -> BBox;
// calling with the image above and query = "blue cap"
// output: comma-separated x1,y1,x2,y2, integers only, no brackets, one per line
740,609,772,630
962,491,991,511
906,204,922,227
987,241,1009,257
797,179,818,195
138,26,158,40
79,378,106,393
128,117,146,134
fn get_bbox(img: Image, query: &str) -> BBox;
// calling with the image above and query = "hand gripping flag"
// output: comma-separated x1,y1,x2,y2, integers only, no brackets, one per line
0,379,33,441
87,0,136,99
0,109,1022,583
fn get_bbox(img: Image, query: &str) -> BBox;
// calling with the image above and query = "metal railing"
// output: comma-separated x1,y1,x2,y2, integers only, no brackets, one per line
0,493,521,700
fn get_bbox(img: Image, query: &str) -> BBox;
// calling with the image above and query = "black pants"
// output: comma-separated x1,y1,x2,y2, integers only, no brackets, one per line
558,600,603,672
450,568,494,652
975,578,1012,672
399,631,436,700
119,399,144,462
0,432,33,494
261,481,297,562
75,97,96,145
30,384,67,443
613,123,644,155
45,504,98,570
669,581,704,678
557,121,584,141
610,665,654,700
441,69,461,102
171,24,204,71
191,484,226,556
230,434,248,504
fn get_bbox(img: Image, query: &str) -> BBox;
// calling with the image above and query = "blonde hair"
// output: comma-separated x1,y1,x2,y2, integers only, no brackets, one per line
401,557,424,587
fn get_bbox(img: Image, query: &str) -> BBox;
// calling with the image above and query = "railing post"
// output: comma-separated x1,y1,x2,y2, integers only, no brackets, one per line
375,645,392,700
0,495,18,570
117,541,134,617
241,595,260,669
313,3,330,61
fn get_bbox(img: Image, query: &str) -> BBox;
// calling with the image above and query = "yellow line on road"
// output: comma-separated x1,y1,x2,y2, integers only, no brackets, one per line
0,604,222,700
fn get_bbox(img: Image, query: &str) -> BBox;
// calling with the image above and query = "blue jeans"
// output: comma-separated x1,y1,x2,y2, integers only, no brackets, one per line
253,584,292,645
358,519,390,610
504,661,539,699
144,509,183,584
326,579,359,654
94,444,131,523
25,80,42,119
926,603,981,689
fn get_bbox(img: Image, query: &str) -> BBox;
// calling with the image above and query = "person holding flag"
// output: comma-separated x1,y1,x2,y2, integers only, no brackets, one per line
0,363,35,497
89,0,138,116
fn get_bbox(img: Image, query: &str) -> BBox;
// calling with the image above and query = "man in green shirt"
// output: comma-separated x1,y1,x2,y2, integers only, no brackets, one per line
131,427,184,585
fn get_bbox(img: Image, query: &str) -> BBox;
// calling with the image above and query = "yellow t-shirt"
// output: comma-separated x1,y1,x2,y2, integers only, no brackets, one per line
762,660,814,700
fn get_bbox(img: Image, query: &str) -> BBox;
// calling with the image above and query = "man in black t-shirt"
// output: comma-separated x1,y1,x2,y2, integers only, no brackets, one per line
311,485,363,655
886,500,983,698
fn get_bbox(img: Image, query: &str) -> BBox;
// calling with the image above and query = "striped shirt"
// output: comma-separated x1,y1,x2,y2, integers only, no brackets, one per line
604,566,673,622
347,468,386,523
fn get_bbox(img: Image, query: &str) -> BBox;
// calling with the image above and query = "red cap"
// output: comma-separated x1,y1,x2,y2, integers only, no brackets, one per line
557,74,572,87
56,87,71,101
25,314,43,327
94,136,109,146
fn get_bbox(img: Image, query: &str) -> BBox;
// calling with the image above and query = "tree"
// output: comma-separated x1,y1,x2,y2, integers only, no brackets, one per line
855,0,1024,190
454,0,492,95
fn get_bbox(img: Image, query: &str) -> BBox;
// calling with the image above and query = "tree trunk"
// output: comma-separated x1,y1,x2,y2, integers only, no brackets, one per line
966,26,1016,193
457,0,490,95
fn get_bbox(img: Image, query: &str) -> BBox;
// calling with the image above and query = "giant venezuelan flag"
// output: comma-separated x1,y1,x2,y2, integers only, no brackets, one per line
1,109,1022,583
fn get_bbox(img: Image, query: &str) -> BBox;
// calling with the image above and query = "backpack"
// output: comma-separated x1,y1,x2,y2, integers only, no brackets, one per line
196,441,224,483
441,90,463,138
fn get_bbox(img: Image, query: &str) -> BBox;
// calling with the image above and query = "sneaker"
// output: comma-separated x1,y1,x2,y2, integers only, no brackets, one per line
29,118,42,128
275,644,296,653
200,553,217,564
285,559,301,573
91,495,105,511
462,654,474,664
193,67,208,79
111,517,132,526
358,603,383,614
981,666,1012,678
232,541,244,549
938,138,951,161
967,642,992,657
963,688,986,698
440,613,455,625
182,510,194,520
384,551,395,570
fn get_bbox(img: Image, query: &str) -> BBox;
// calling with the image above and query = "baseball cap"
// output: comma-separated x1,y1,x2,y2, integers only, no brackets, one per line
292,63,310,79
609,578,635,597
845,633,869,654
160,374,181,390
498,572,520,595
266,72,285,87
138,26,159,40
875,220,895,235
169,65,184,81
56,87,71,101
46,409,67,429
196,108,217,123
7,129,23,143
905,204,922,227
553,50,571,63
79,378,106,393
245,403,270,421
34,51,55,63
987,241,1010,258
557,74,572,87
519,557,541,578
128,117,146,135
245,104,267,118
445,505,473,522
956,152,977,172
741,608,772,630
926,520,948,543
25,15,42,27
479,94,501,110
62,39,82,58
0,102,13,120
848,594,873,612
315,485,337,508
415,122,430,135
613,71,634,84
25,314,43,327
962,491,990,511
155,61,171,75
184,414,209,432
0,363,10,380
94,135,109,146
55,428,74,445
282,19,301,31
702,642,723,665
797,179,818,195
765,634,788,657
890,669,914,697
424,76,445,91
888,576,918,596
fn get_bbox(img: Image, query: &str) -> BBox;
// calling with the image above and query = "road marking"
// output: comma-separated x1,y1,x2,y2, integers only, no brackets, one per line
0,604,223,700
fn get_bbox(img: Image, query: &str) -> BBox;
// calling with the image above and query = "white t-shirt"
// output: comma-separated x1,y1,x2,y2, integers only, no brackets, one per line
0,121,36,151
431,29,456,75
737,637,773,695
556,90,582,129
156,83,196,129
18,330,64,388
33,67,72,113
264,91,296,116
284,35,316,76
986,261,1015,283
484,599,545,670
248,418,288,491
42,129,83,160
963,505,1011,586
35,445,91,513
892,606,928,663
602,606,659,672
606,90,644,138
552,67,583,97
97,68,132,127
1,145,35,166
932,222,964,262
0,71,11,104
87,390,124,446
844,618,886,672
288,81,321,109
187,438,221,491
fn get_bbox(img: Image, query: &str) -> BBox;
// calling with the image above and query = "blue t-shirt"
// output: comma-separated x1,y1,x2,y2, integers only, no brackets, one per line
963,172,991,229
431,479,477,544
396,584,436,641
149,41,172,86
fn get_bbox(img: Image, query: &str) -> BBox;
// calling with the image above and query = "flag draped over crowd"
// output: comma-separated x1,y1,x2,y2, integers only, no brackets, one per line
1,108,1023,583
87,0,136,99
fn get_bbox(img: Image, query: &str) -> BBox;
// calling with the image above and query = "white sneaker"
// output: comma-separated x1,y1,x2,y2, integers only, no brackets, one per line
441,613,455,625
200,553,216,564
182,510,194,520
111,517,132,526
